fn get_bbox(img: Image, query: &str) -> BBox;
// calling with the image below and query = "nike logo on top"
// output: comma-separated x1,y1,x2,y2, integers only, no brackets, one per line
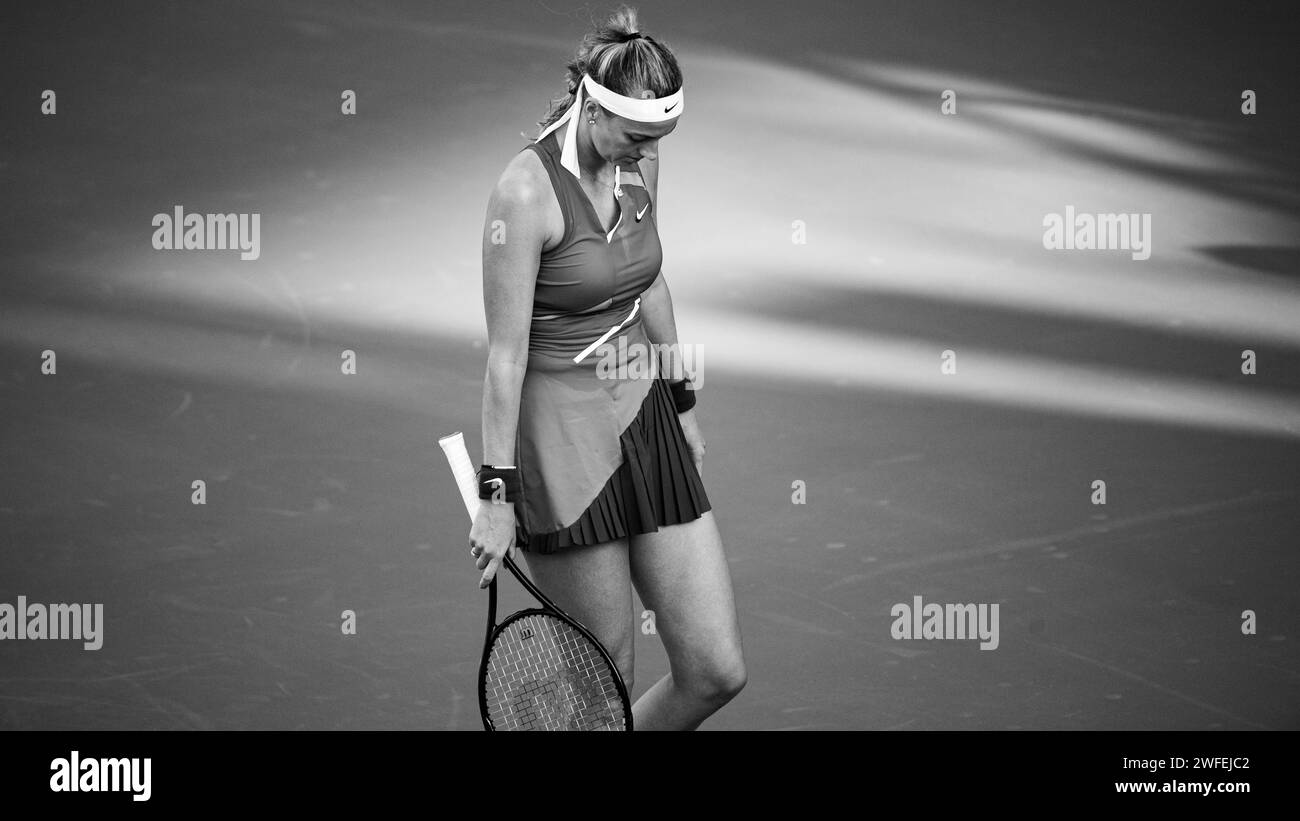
636,203,649,220
664,102,678,113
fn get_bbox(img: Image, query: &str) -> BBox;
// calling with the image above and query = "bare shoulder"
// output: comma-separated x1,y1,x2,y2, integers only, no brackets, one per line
491,148,548,210
488,147,562,249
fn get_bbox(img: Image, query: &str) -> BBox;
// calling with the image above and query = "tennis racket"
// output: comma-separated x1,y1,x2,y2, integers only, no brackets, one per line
438,432,633,731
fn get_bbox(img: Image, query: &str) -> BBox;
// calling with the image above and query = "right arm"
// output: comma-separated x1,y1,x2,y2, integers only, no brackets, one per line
471,161,547,587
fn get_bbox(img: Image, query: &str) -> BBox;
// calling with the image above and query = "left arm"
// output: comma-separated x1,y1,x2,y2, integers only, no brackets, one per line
636,157,707,477
639,271,684,380
637,156,686,382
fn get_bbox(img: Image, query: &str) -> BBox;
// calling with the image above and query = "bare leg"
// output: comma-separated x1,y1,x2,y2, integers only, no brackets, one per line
629,511,747,730
520,539,637,691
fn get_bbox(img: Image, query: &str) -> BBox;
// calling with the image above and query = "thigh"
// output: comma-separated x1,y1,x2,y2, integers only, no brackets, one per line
521,539,636,672
629,511,744,672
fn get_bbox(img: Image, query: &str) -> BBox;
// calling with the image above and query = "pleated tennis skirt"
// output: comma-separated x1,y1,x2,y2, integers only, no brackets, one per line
516,377,711,554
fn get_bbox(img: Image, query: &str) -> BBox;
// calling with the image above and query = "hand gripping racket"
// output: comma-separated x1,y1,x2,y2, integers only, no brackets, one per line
438,432,633,731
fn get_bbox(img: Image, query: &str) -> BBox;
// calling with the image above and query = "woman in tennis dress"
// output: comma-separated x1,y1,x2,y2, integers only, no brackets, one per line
467,8,746,730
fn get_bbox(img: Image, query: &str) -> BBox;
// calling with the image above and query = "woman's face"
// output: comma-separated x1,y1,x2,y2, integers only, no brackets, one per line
587,94,679,167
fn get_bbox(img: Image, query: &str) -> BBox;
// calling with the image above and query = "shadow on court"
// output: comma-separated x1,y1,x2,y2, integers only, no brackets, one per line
2,283,1297,729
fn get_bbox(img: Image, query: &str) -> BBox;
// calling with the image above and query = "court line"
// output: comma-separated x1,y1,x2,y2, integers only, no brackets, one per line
1027,639,1272,729
823,490,1296,591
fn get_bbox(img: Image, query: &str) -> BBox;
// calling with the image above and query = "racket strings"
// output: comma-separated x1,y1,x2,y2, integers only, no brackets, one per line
484,614,627,730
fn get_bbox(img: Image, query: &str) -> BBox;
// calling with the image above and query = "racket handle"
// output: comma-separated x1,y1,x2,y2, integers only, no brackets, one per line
440,431,520,580
438,432,482,522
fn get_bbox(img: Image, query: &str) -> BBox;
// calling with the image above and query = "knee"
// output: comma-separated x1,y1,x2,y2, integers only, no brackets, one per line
683,656,747,705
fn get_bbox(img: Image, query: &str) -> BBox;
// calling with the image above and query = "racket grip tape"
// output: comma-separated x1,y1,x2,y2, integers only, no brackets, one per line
438,432,482,522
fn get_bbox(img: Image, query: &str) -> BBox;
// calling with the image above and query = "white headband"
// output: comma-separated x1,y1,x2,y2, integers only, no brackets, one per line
537,73,685,181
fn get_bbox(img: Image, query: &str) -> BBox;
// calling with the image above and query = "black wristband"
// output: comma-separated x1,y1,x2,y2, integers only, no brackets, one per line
477,465,522,502
669,378,696,413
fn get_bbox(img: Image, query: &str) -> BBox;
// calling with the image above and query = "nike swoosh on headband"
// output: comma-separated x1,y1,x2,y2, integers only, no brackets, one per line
536,74,684,181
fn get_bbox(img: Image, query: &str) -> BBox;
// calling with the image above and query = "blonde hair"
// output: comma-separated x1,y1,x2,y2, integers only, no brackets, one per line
535,5,684,137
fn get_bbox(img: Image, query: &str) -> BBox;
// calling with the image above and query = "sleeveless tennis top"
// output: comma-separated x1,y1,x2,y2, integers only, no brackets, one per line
512,129,663,538
527,129,663,321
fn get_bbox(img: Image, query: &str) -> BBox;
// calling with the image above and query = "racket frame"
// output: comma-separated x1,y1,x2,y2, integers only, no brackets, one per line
479,553,634,731
439,431,633,731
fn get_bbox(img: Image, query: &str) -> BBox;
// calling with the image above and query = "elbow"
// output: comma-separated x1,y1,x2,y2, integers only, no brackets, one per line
486,344,529,373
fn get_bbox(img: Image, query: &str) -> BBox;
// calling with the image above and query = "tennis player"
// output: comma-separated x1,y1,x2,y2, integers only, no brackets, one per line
468,7,746,730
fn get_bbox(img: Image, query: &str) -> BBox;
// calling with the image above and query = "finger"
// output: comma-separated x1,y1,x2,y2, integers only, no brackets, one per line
475,553,491,571
479,556,502,589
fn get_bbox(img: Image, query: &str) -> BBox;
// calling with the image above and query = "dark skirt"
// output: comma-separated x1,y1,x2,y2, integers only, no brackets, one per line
517,377,711,554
